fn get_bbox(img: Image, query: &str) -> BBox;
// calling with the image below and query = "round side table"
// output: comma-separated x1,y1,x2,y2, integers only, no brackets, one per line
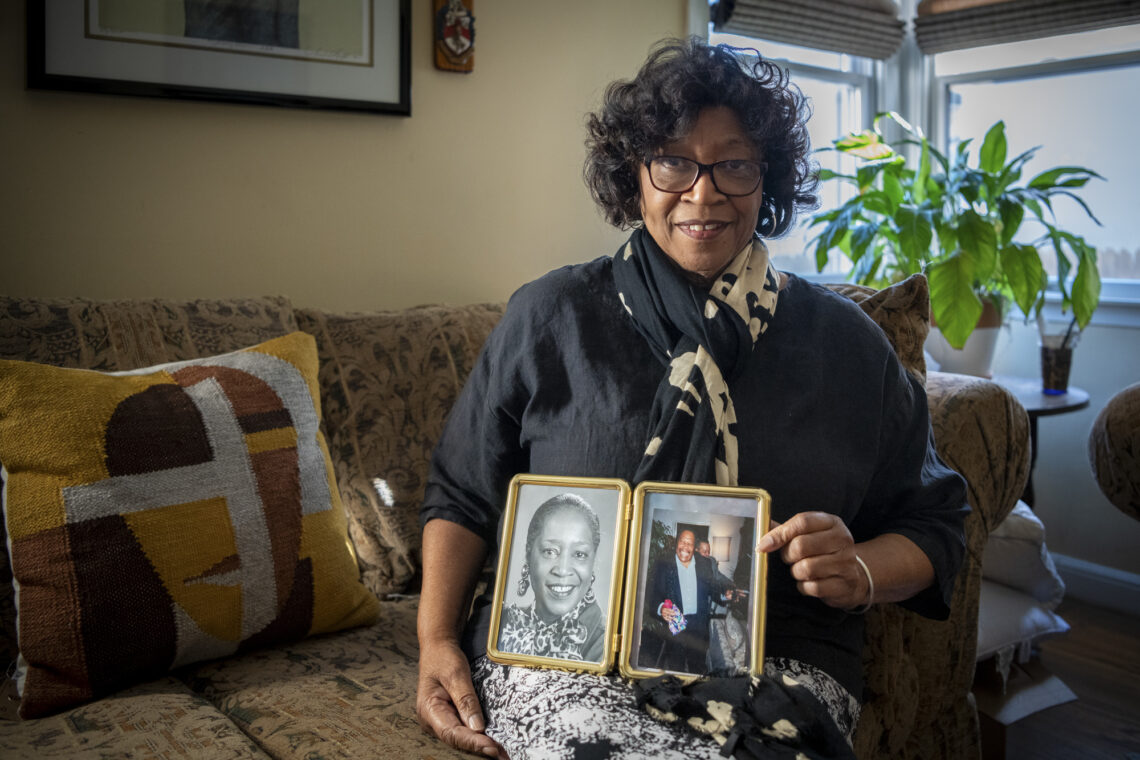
992,375,1090,507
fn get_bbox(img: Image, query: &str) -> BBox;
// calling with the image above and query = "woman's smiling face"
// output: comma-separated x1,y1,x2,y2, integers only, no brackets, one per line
638,106,765,282
528,507,597,622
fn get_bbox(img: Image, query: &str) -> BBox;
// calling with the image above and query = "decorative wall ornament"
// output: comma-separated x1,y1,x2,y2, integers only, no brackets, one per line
433,0,475,72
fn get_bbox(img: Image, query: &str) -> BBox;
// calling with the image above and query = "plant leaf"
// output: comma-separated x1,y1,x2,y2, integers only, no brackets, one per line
816,168,855,182
882,170,904,211
1052,189,1104,226
1071,250,1102,328
997,197,1024,246
836,130,895,160
956,209,998,282
1028,166,1102,189
1000,244,1045,319
1004,146,1039,175
875,111,920,138
861,191,895,216
959,169,985,203
979,121,1008,174
1049,229,1073,300
913,139,930,205
852,246,882,284
849,222,879,263
814,232,832,272
928,256,984,349
895,205,934,262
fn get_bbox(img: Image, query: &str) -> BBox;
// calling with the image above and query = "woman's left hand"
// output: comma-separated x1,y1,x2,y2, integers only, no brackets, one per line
756,512,870,610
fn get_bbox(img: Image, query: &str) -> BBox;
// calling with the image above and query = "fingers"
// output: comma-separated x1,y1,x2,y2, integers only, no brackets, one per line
756,512,862,609
755,519,783,553
794,575,857,604
779,527,850,565
416,644,506,758
757,512,847,555
785,550,857,586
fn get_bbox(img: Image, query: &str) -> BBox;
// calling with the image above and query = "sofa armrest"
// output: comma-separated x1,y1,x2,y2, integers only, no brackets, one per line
855,371,1030,760
926,371,1031,538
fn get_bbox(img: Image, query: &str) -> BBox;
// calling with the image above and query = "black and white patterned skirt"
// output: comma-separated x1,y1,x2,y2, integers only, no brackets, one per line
471,655,860,759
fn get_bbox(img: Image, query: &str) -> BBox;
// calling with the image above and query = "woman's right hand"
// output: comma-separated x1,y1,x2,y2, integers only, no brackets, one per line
418,518,505,758
415,637,505,758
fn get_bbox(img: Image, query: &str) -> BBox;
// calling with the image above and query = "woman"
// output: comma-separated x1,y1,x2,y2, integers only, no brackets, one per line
417,38,967,759
496,493,605,662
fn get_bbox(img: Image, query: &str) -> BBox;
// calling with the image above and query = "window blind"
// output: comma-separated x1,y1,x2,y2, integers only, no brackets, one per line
914,0,1140,54
710,0,905,60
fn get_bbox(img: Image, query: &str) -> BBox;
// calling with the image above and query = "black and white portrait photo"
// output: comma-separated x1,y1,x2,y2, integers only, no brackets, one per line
489,476,627,670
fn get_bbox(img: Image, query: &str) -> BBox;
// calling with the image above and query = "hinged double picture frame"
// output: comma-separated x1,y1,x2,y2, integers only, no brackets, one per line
487,474,770,681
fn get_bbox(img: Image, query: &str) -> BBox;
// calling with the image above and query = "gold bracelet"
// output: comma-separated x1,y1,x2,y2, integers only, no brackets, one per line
848,555,874,614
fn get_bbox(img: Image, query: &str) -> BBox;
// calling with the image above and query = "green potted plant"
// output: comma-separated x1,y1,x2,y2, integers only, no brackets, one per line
810,112,1103,358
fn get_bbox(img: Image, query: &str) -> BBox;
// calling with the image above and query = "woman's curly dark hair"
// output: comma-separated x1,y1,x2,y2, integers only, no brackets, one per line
584,37,818,238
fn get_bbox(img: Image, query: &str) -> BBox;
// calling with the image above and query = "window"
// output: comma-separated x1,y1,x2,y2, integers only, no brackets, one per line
934,26,1140,300
710,33,872,276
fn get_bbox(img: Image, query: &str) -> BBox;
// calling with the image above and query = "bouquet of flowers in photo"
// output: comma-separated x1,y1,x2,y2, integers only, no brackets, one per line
662,599,687,636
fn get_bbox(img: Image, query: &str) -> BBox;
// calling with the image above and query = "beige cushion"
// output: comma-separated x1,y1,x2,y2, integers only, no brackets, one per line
0,677,271,759
826,273,930,384
183,596,470,759
983,501,1065,609
294,304,505,595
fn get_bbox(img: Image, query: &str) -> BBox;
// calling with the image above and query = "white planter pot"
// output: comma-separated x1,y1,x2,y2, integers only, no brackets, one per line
925,325,1001,378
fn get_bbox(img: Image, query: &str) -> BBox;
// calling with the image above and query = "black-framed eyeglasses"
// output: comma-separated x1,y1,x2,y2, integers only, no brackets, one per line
645,156,767,196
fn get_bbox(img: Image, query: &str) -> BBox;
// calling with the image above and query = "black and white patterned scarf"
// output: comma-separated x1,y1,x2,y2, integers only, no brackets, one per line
498,590,597,661
613,227,779,487
613,230,856,758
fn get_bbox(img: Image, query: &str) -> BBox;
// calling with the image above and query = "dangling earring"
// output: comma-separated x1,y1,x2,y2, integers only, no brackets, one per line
584,573,597,605
758,206,775,238
517,563,530,596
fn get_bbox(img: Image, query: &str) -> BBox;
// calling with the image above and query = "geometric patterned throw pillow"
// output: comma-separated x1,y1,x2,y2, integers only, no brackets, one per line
0,332,380,718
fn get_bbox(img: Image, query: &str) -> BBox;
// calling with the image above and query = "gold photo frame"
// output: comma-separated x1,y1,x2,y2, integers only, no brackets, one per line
619,481,769,680
486,474,630,674
486,475,769,681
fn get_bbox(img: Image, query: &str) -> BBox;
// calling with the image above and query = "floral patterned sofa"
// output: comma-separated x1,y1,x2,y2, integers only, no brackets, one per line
0,282,1028,760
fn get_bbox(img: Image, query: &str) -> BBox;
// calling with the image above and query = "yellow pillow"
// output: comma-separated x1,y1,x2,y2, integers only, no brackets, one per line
0,332,380,718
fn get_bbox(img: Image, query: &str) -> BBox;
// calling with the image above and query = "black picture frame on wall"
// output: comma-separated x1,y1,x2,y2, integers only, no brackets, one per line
27,0,411,116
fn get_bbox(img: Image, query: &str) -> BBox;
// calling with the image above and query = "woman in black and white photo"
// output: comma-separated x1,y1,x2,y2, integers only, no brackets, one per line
495,493,606,662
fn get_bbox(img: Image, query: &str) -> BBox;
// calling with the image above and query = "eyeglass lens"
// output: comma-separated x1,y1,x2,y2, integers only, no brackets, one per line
648,157,765,196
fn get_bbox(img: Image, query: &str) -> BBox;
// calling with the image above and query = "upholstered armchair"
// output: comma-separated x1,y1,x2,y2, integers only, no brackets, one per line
1088,381,1140,521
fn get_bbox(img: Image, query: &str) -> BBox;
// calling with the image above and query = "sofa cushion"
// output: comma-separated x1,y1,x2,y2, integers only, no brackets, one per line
976,579,1069,662
294,304,505,595
826,273,930,385
182,596,469,759
0,332,379,718
0,677,271,759
0,294,299,371
983,500,1065,609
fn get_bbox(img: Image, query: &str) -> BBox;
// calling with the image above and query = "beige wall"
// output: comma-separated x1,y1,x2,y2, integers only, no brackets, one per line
2,1,686,310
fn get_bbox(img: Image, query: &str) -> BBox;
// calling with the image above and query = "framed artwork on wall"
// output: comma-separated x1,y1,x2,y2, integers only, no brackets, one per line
27,0,411,115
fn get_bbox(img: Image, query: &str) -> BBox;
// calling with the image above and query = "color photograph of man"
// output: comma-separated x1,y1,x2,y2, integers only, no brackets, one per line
640,529,739,673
